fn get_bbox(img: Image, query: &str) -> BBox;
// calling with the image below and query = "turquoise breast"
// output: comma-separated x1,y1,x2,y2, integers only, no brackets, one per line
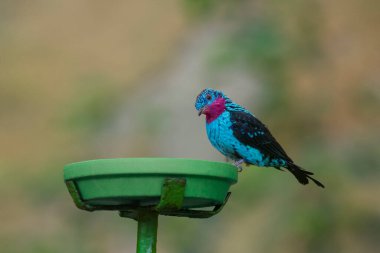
206,111,238,159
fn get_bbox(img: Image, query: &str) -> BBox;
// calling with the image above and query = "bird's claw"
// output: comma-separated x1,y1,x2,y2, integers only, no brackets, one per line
233,159,245,172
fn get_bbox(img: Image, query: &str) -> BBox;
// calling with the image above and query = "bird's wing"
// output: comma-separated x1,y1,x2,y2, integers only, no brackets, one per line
229,110,292,162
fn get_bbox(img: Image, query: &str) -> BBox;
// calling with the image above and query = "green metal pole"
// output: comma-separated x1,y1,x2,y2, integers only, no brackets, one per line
136,211,158,253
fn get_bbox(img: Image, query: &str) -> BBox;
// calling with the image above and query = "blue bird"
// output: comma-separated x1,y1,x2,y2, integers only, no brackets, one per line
195,88,324,188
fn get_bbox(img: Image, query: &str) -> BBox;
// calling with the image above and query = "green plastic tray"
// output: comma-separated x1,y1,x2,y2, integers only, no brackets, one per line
64,158,237,210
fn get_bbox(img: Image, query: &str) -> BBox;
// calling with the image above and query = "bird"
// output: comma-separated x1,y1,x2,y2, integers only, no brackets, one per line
195,88,324,188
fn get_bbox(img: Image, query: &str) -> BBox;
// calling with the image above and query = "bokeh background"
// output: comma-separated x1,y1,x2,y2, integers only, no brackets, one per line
1,0,379,252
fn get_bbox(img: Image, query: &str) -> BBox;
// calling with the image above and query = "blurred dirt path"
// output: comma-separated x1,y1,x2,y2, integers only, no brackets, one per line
95,21,261,160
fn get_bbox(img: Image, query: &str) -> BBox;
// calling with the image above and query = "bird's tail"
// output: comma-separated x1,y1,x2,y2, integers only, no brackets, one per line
286,163,325,188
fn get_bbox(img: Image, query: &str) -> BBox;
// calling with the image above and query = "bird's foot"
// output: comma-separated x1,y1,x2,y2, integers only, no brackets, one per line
233,159,245,172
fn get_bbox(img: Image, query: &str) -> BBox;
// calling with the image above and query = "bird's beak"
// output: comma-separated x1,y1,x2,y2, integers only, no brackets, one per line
198,106,207,116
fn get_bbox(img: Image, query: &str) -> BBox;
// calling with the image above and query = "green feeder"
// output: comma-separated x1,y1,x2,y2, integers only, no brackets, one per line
64,158,238,253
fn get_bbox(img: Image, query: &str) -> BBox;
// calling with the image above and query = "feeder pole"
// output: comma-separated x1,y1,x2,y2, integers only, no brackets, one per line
136,211,158,253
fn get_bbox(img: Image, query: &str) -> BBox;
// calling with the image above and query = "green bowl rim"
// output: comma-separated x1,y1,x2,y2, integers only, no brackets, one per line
64,158,238,183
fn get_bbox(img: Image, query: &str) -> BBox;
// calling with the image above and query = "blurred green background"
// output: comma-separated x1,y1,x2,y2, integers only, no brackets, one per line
1,0,379,252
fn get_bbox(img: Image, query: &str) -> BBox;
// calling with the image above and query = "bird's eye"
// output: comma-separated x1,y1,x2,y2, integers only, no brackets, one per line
206,94,212,100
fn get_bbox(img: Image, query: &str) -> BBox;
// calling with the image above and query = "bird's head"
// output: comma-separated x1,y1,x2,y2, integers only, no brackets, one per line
195,88,227,118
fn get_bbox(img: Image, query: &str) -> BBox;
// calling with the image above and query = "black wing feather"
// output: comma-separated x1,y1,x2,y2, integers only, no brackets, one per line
229,110,325,188
229,110,292,162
